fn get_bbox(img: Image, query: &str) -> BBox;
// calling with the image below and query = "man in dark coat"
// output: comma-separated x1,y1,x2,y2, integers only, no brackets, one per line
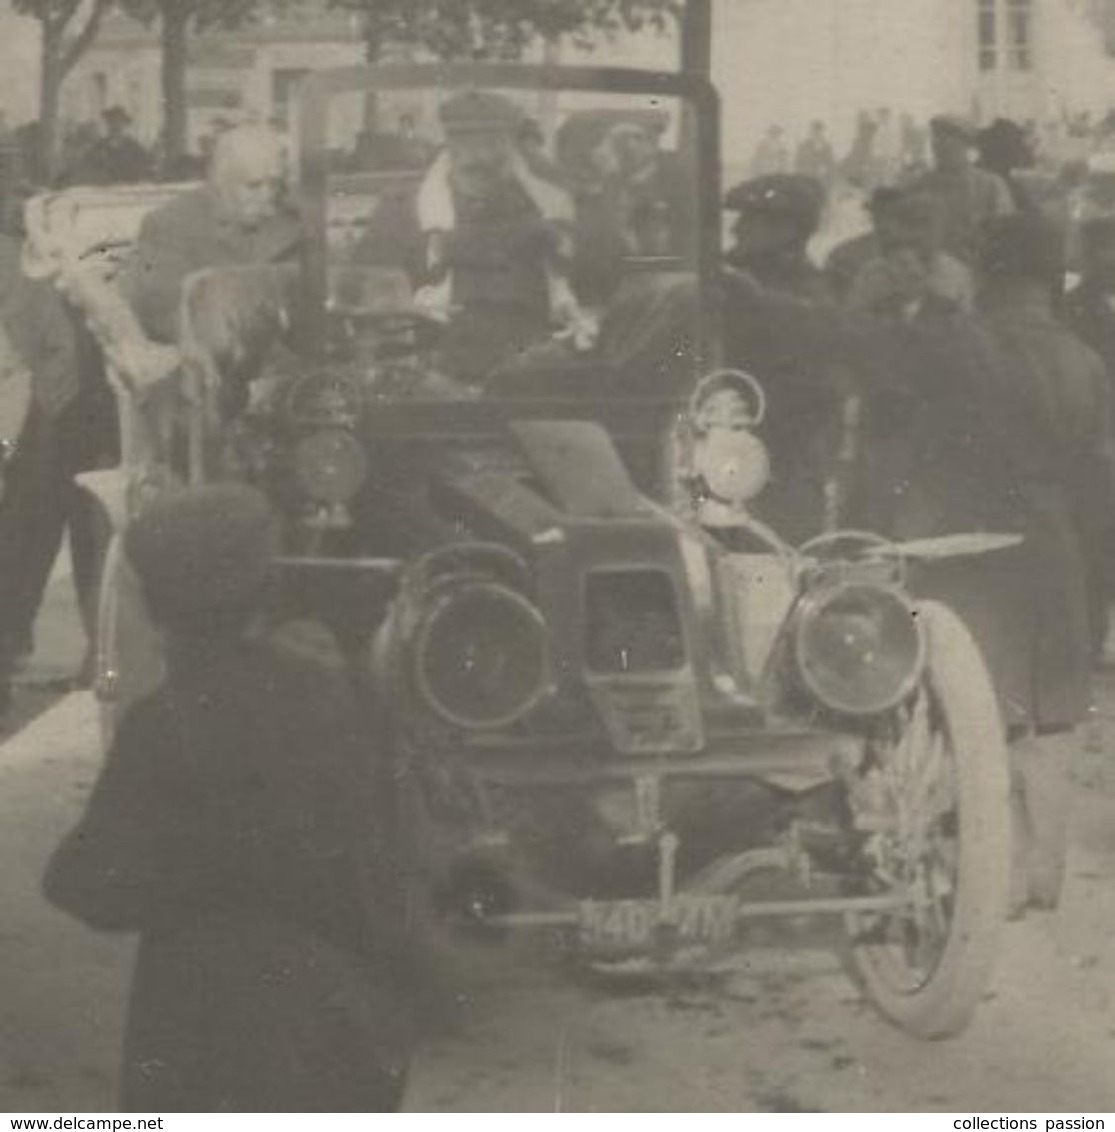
1064,213,1115,658
124,125,300,345
974,212,1108,912
0,232,108,696
720,174,844,543
44,484,410,1111
838,208,1092,914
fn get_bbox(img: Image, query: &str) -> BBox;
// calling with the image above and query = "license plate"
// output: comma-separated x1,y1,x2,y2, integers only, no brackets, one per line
579,895,739,951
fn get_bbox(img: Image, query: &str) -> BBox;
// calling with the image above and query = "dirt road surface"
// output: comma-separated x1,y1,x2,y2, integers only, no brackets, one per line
2,672,1114,1112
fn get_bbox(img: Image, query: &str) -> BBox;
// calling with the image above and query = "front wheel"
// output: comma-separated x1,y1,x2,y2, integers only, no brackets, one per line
844,600,1011,1039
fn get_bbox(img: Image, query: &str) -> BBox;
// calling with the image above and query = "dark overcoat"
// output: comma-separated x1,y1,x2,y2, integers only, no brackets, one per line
44,638,410,1112
849,296,1091,732
721,271,850,543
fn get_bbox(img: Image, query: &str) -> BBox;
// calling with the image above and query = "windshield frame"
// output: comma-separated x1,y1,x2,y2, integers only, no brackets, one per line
294,61,721,370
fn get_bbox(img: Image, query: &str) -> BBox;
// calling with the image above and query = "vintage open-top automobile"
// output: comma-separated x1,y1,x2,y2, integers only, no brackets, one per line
27,58,1014,1040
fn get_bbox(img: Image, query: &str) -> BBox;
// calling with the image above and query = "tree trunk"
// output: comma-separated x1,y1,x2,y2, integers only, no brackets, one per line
161,4,191,169
38,30,63,184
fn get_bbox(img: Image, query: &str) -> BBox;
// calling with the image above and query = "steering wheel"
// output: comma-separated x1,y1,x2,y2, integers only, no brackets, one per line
330,306,445,360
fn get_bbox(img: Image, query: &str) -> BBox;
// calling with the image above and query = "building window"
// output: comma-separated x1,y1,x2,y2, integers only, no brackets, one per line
978,0,1034,74
1007,0,1033,71
977,0,997,72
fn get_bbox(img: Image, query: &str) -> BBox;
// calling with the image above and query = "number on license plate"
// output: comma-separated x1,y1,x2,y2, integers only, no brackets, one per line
579,896,739,950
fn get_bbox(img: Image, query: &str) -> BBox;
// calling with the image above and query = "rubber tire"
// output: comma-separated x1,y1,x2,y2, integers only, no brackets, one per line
847,599,1012,1039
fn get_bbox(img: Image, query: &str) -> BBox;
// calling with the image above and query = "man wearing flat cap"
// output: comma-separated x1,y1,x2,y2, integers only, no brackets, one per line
355,89,590,383
723,173,829,301
44,483,411,1111
906,113,1014,264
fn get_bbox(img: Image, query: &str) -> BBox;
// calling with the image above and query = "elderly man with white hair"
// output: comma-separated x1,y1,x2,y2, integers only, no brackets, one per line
124,124,300,344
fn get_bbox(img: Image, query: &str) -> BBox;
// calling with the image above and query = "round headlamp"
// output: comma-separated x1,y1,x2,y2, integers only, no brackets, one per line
414,580,551,730
793,583,924,716
687,368,770,505
692,427,771,504
293,428,368,505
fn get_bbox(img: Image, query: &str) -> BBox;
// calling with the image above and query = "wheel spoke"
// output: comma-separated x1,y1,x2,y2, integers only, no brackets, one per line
848,683,962,992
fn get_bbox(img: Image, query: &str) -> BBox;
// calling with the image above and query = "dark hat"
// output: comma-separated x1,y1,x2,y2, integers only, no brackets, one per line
124,484,279,624
930,113,977,142
723,174,825,234
103,106,132,126
978,212,1065,283
977,117,1034,171
439,90,522,136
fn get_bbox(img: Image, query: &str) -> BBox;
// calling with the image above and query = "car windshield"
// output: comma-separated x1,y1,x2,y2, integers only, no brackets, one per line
315,76,704,392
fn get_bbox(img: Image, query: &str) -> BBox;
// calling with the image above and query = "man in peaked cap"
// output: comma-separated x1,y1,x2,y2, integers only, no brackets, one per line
45,483,412,1111
723,173,829,300
356,88,591,382
906,112,1015,264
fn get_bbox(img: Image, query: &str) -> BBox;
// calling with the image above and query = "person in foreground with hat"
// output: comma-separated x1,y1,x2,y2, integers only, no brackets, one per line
355,89,593,383
43,484,411,1111
906,114,1014,264
723,172,829,301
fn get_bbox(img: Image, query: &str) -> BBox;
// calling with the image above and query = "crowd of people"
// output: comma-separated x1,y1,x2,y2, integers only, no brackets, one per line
0,91,1112,1109
725,108,1115,928
750,103,1115,191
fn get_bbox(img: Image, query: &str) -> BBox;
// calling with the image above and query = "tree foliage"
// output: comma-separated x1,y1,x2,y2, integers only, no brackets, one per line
118,0,272,34
14,0,114,74
116,0,278,164
325,0,681,62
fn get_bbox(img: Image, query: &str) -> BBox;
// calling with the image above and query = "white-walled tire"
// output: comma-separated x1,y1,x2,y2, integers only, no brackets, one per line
845,600,1011,1039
